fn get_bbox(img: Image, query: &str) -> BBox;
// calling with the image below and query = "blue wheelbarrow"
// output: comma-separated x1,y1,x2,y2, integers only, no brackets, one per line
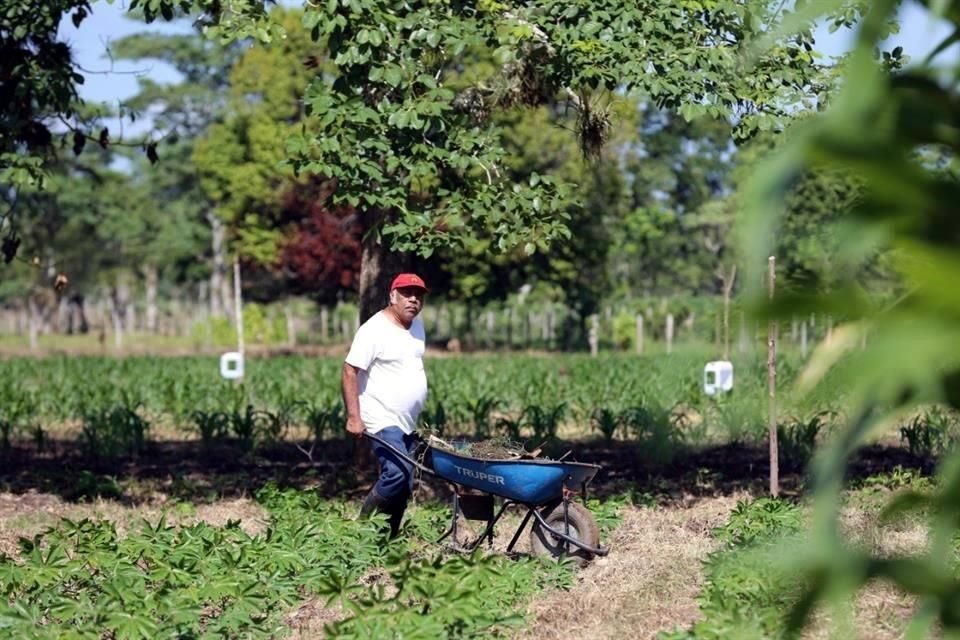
365,433,609,565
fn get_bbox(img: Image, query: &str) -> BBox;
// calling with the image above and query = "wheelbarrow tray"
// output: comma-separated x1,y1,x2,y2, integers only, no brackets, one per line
429,446,600,505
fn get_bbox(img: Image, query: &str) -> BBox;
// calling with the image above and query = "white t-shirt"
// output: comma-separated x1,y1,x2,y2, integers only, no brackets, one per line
345,310,428,435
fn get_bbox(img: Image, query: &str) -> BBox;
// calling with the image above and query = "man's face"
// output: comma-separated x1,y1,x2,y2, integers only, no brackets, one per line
390,286,426,324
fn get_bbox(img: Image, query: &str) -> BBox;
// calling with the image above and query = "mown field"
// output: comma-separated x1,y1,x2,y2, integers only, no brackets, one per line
0,350,956,638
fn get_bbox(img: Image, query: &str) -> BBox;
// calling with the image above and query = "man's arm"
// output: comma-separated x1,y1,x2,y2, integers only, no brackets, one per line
341,362,365,438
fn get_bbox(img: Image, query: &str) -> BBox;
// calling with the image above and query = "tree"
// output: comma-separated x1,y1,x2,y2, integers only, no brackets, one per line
434,102,621,321
287,0,826,320
4,0,827,326
192,8,318,259
607,106,738,297
1,152,133,344
109,25,240,320
276,177,363,306
0,0,276,277
1,1,91,191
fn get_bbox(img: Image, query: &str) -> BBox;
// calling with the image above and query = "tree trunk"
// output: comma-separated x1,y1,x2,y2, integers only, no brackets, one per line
26,295,39,350
588,314,598,357
208,212,231,318
66,295,89,334
285,303,296,348
635,315,644,355
145,264,159,333
358,218,410,325
126,301,137,335
665,313,675,355
109,279,130,350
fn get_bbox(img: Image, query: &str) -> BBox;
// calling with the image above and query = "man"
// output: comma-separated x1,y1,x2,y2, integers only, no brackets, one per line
342,273,429,538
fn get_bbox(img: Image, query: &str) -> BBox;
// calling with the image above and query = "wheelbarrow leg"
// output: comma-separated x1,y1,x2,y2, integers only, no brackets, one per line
463,500,511,551
506,508,534,553
436,491,460,545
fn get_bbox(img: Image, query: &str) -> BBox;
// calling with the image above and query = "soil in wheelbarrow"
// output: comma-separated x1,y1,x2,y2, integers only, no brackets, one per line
430,436,540,460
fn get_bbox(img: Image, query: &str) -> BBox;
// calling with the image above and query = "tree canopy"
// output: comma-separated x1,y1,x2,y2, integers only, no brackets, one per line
0,0,854,325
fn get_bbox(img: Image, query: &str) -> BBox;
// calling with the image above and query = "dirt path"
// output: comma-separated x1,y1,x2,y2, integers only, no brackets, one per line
519,494,747,640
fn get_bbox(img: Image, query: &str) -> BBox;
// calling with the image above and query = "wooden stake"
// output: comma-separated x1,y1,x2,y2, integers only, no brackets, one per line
233,257,245,364
801,320,808,358
635,314,644,356
767,256,779,497
589,314,599,357
722,265,736,360
665,313,674,355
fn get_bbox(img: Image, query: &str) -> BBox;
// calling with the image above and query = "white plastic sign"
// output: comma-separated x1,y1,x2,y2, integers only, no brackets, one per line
704,360,733,396
219,351,244,380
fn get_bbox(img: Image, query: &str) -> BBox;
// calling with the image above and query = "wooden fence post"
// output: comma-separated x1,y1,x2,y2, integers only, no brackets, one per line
589,315,599,357
635,315,644,355
767,256,779,498
486,310,495,350
665,313,674,355
800,319,808,358
722,265,736,360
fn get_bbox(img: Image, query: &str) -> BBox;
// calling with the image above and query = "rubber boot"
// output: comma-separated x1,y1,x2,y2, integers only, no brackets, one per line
358,488,390,520
386,495,409,539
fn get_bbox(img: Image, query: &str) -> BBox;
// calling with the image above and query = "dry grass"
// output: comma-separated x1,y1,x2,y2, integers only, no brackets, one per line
798,499,928,639
518,493,750,640
515,486,931,640
285,597,345,639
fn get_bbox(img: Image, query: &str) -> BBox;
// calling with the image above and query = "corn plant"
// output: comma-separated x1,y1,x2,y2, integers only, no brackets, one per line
899,406,959,459
80,405,150,460
622,403,685,465
778,410,836,472
190,409,231,448
466,394,499,438
297,402,344,462
260,395,302,444
303,401,344,443
523,402,567,443
418,400,447,437
495,410,525,441
591,407,622,444
0,382,32,451
229,404,265,453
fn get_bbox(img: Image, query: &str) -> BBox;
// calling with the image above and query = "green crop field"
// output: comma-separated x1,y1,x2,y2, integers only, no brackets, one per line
1,351,957,638
0,348,850,456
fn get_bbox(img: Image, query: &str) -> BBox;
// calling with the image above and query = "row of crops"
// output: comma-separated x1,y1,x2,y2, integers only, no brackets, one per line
0,483,622,638
1,348,955,462
0,347,829,471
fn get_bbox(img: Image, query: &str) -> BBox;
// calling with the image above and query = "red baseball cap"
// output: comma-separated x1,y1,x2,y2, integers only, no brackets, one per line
390,273,429,292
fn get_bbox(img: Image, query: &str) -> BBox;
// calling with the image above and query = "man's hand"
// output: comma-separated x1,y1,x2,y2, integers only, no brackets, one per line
346,416,365,438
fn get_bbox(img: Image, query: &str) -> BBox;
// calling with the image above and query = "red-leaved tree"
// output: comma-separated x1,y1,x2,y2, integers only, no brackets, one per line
278,178,362,305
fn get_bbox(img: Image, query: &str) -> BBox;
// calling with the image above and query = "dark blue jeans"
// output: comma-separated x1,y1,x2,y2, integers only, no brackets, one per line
370,427,417,502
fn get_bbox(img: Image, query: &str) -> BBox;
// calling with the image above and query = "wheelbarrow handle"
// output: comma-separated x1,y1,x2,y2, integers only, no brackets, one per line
363,431,438,477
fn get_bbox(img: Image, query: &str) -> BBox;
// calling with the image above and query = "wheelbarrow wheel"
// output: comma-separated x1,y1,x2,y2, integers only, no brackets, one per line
529,501,600,567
